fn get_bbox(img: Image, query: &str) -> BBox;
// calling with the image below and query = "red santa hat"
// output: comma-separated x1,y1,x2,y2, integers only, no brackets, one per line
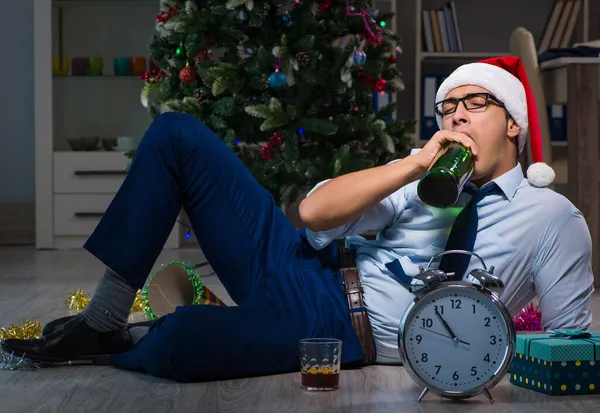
435,56,555,187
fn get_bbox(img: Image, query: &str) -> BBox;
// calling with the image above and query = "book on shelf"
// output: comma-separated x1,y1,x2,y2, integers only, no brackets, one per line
538,0,582,53
422,1,463,53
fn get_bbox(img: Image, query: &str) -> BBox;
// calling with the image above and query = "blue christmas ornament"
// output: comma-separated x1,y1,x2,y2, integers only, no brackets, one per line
353,50,367,65
268,70,287,89
282,12,292,22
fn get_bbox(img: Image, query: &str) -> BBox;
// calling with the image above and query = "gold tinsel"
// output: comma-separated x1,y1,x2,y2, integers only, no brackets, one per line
0,318,42,340
131,290,145,313
65,289,91,311
65,288,145,313
2,288,161,343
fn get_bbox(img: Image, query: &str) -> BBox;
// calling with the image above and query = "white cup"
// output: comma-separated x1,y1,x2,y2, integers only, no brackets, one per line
116,136,138,150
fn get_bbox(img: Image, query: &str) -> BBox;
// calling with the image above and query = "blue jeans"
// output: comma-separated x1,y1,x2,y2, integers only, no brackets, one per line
83,112,363,382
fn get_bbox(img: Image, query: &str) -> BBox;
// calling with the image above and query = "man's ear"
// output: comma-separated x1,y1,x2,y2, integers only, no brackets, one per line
507,117,520,140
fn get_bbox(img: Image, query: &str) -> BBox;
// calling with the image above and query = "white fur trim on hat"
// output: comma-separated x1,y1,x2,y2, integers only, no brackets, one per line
435,62,528,153
526,162,555,187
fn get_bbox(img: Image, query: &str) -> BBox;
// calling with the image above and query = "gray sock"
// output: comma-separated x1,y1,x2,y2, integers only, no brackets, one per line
81,268,137,332
129,326,150,344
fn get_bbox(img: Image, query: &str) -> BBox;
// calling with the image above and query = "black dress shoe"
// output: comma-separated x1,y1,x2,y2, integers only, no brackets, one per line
0,315,132,365
42,315,156,336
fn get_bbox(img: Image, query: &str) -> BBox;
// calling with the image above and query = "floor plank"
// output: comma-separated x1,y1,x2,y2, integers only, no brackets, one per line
1,246,599,413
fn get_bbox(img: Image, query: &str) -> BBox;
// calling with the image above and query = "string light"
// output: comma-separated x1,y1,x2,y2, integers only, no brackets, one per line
177,219,192,239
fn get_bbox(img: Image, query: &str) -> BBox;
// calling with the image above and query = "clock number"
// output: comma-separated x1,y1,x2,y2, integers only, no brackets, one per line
490,335,497,345
421,353,428,362
451,299,461,309
435,365,441,374
484,317,491,327
434,305,444,315
453,371,459,380
471,366,477,376
472,304,476,314
416,334,422,344
484,353,490,362
421,318,433,328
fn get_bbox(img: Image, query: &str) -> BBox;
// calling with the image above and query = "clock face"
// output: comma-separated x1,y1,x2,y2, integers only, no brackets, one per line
400,284,512,393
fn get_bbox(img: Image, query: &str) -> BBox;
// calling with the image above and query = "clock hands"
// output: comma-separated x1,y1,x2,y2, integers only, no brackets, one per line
434,307,460,343
419,327,470,346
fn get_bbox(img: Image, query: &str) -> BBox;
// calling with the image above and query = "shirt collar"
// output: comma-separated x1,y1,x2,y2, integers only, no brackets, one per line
468,163,524,202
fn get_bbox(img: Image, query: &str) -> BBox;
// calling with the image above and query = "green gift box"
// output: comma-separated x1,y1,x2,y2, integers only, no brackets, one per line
509,331,600,395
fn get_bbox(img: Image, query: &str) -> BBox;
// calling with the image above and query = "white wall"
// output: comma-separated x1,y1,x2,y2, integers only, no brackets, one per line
0,0,34,203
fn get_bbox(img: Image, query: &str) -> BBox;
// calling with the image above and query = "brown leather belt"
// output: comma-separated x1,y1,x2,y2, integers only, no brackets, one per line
338,247,376,365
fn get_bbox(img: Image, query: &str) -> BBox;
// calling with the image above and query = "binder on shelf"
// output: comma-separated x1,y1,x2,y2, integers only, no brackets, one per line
421,73,449,140
547,105,567,141
373,91,393,120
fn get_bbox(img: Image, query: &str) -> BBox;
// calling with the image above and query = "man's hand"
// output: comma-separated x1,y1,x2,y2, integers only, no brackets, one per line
413,131,479,172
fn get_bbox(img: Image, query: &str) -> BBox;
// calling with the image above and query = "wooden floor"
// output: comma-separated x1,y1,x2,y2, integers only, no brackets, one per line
1,246,600,412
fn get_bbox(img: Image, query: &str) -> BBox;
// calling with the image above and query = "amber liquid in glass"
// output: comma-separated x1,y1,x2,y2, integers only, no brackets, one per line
301,372,340,389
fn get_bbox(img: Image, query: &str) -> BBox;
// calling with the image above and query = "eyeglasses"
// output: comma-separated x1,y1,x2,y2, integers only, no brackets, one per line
434,93,505,116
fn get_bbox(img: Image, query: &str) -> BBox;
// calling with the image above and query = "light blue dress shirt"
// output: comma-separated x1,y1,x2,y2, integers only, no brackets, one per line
306,156,594,364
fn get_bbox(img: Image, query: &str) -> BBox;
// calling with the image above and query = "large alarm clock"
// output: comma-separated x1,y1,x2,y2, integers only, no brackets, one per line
398,250,516,404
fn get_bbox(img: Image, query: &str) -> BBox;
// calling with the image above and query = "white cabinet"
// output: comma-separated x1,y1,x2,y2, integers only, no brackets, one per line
34,0,181,249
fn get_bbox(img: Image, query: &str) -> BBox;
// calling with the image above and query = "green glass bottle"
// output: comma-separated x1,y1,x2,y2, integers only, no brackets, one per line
417,144,474,208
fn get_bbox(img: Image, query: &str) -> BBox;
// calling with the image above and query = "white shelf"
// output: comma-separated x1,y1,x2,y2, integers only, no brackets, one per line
53,0,156,5
35,0,182,249
421,52,510,60
53,75,145,78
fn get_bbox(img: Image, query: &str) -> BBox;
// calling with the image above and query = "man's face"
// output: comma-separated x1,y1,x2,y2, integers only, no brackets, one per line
438,85,520,183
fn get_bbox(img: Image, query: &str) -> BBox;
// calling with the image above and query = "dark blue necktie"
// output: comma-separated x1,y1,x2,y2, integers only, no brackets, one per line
438,183,502,280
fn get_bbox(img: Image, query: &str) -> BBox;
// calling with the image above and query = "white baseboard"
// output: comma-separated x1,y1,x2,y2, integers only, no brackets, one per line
0,203,35,245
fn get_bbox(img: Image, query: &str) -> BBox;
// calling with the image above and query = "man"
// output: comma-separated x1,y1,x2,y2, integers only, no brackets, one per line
301,56,594,363
1,56,593,380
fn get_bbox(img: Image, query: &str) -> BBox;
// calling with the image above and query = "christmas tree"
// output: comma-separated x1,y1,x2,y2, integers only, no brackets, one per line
138,0,414,207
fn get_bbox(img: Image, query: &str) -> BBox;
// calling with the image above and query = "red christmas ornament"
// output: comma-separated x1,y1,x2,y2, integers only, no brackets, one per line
141,68,166,83
389,54,397,64
179,64,196,84
194,47,212,62
318,0,332,11
156,3,180,23
356,71,374,88
261,132,284,159
373,78,387,92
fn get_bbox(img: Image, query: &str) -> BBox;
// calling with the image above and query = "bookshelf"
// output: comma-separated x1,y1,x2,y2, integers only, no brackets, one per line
33,0,182,249
413,0,590,145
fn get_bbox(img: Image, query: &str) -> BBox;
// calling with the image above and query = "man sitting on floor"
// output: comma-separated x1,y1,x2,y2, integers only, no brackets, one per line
1,56,593,381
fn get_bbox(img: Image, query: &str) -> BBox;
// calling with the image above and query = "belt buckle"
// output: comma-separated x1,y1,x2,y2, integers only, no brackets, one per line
344,283,362,295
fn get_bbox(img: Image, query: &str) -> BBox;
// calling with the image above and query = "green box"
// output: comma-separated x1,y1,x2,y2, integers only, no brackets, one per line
509,331,600,395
